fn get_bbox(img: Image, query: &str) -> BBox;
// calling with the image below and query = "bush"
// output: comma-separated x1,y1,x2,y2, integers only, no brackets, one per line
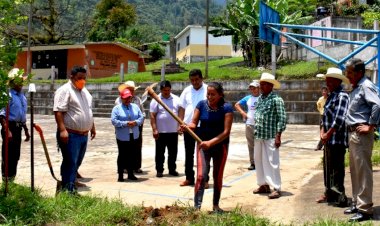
148,43,165,62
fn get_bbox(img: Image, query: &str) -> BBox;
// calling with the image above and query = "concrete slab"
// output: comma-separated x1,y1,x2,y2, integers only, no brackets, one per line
8,115,380,224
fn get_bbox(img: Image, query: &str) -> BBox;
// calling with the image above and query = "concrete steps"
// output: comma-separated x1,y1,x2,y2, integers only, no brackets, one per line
26,80,325,125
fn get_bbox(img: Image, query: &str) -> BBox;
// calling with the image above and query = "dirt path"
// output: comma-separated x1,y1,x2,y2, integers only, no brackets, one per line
10,115,379,224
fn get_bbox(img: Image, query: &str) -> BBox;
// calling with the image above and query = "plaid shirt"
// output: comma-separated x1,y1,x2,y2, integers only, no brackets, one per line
254,92,286,139
322,86,349,146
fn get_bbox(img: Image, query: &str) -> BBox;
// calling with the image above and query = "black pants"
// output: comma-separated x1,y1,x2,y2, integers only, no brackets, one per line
155,133,178,173
323,144,347,204
184,132,195,182
135,125,143,170
117,135,138,176
1,122,23,178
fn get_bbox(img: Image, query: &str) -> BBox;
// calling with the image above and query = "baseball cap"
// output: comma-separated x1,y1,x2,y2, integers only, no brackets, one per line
120,89,132,99
249,80,260,87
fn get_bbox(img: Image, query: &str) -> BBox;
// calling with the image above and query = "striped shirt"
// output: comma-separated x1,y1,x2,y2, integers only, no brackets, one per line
322,86,349,146
254,92,286,139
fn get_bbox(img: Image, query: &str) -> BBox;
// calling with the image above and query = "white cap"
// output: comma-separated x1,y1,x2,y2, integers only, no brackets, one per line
249,80,260,87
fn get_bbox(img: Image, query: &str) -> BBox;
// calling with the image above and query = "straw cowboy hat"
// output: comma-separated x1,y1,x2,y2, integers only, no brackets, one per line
318,67,349,84
8,68,21,79
7,68,27,86
118,81,140,92
259,72,281,89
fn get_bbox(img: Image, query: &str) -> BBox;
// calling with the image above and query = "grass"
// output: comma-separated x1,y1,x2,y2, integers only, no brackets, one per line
30,57,329,84
343,140,380,167
0,183,371,226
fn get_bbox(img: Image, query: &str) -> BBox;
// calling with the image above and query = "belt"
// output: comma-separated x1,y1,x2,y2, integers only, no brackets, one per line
347,123,367,132
9,121,25,127
66,128,89,136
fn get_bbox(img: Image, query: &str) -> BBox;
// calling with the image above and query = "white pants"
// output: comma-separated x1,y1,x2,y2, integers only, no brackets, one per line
254,138,281,190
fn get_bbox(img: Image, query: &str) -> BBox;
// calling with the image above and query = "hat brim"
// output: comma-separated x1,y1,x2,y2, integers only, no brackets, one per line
118,84,140,92
322,73,350,84
260,79,281,89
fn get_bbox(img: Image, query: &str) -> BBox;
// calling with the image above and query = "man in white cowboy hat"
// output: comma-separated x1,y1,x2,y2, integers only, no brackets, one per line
116,80,145,174
252,72,286,199
315,67,349,207
235,80,260,170
0,68,30,181
344,58,380,222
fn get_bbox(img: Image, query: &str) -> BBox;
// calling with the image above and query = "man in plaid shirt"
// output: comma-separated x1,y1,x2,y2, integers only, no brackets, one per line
252,73,286,199
316,67,349,207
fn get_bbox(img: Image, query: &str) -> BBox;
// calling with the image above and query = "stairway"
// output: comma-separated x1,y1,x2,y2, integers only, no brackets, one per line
26,80,324,125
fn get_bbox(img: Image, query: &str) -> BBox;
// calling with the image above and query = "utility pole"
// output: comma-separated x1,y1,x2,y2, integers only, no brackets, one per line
205,0,209,78
28,0,36,192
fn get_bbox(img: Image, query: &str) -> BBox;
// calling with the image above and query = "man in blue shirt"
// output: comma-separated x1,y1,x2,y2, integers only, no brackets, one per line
235,80,260,170
0,68,30,181
344,58,380,222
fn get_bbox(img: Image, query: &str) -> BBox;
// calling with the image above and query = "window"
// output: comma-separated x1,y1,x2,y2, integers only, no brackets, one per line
177,43,180,51
186,36,190,46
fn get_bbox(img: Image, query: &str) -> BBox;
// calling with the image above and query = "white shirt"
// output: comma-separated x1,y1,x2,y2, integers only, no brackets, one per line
150,93,181,133
53,80,94,131
245,95,259,125
179,83,207,124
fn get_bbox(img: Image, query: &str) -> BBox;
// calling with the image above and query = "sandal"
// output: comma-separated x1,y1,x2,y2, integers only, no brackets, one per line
268,190,281,199
253,185,271,194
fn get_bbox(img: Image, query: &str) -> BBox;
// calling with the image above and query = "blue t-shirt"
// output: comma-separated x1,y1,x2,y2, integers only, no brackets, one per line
196,100,233,144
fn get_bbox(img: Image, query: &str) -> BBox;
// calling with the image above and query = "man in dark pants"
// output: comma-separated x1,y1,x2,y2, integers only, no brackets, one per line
178,69,207,186
150,80,181,177
316,67,349,207
344,58,380,222
53,66,96,193
0,68,30,181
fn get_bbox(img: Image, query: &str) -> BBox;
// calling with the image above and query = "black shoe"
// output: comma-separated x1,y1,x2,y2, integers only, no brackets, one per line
134,169,143,174
128,175,138,180
156,172,163,178
169,171,179,176
344,206,358,215
349,212,372,222
248,164,255,170
117,178,125,182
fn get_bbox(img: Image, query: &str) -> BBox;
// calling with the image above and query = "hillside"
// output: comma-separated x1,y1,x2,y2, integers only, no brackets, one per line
127,0,226,42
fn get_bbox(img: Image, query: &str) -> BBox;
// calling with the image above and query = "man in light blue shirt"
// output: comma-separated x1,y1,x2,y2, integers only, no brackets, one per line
344,58,380,222
235,80,260,170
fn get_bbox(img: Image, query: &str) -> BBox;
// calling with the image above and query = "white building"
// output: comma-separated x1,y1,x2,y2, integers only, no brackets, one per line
174,25,233,63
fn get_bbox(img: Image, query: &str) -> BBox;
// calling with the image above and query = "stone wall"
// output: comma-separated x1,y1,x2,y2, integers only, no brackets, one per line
25,80,325,125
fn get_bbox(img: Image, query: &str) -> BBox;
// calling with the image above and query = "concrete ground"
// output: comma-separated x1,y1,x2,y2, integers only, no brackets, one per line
8,115,380,225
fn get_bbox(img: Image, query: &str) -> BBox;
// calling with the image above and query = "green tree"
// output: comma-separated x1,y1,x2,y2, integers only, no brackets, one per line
211,0,312,67
0,0,96,45
148,43,165,62
87,0,137,42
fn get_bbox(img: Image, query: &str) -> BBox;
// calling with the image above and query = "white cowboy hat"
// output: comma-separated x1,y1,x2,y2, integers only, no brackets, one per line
8,68,21,79
259,72,281,89
318,67,349,84
118,81,140,92
249,80,260,87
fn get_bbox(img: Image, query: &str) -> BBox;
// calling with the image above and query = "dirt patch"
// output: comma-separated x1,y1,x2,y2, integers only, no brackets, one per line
140,205,200,225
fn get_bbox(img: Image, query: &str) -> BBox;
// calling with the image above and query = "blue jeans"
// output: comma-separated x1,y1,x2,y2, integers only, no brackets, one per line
58,132,88,192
